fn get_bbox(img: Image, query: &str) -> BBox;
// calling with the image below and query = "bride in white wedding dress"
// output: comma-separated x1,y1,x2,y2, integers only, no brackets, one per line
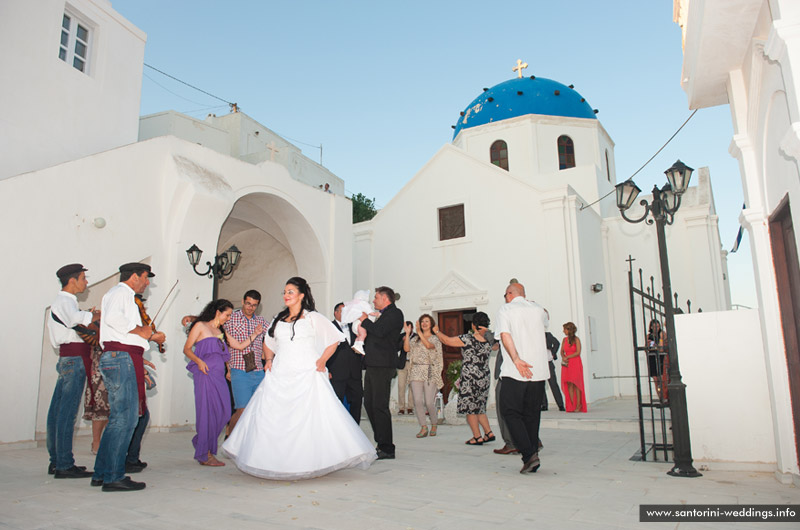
222,277,377,480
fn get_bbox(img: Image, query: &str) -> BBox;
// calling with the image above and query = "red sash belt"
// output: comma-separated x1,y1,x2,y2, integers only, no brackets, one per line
103,341,147,415
59,343,92,387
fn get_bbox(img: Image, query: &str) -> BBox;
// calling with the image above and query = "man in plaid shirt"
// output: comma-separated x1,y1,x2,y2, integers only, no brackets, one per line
224,290,268,434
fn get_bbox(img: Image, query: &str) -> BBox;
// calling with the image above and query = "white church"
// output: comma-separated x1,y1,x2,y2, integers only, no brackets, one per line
355,72,729,406
2,0,796,486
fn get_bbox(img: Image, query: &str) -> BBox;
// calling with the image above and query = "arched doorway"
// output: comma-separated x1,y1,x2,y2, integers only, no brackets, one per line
214,192,327,319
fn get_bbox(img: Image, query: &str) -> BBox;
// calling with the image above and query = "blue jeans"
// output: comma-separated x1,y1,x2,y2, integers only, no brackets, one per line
92,351,138,483
230,368,264,409
46,356,86,470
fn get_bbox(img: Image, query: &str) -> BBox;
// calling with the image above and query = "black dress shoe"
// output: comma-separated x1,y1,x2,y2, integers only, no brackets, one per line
520,454,541,474
541,405,548,411
125,460,147,473
49,463,86,475
102,477,146,492
376,450,395,460
90,479,103,487
54,465,94,479
558,406,566,412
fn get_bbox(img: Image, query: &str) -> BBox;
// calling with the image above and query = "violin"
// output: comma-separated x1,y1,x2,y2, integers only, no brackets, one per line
76,317,101,348
135,294,165,353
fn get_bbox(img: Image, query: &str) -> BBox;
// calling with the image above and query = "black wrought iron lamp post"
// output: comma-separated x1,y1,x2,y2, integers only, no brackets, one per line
615,160,701,478
186,244,242,300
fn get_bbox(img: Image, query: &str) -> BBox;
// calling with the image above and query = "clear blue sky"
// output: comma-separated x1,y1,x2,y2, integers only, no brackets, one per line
111,0,756,308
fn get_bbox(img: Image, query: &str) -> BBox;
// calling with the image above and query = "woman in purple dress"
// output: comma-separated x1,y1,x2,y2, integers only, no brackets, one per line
183,299,263,466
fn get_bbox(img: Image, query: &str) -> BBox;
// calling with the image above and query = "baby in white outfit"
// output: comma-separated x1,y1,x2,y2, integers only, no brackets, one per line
340,290,376,354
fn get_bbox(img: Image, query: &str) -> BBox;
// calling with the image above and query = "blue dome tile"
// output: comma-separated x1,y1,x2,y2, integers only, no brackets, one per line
453,77,596,139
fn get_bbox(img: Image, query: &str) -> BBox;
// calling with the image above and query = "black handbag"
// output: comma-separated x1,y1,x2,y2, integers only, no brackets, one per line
396,350,408,369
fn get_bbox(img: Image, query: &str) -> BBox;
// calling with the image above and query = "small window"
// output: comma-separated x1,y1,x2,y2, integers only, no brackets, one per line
59,11,91,74
558,135,575,170
438,204,465,241
605,149,611,181
490,140,509,171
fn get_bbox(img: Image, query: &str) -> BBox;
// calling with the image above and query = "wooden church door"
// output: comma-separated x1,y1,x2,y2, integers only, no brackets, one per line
437,309,476,403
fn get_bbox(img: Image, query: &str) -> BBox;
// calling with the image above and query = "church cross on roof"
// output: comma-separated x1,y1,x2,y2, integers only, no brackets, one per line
512,59,528,78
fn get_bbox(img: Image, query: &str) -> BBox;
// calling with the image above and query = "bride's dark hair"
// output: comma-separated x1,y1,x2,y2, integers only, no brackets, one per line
268,277,316,340
189,299,233,331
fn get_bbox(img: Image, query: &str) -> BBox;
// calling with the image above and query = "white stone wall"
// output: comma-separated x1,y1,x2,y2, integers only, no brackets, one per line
140,111,346,195
139,112,231,155
676,309,777,469
1,135,351,444
678,0,800,478
453,114,617,217
0,0,145,181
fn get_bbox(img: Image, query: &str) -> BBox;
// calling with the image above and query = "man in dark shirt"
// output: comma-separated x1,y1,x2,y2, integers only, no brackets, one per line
359,286,404,460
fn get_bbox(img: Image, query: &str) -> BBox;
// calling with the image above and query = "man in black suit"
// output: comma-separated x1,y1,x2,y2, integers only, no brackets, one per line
359,286,404,460
327,302,363,423
541,331,566,411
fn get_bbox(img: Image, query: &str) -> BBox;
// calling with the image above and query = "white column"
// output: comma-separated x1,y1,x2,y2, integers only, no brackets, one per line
741,208,799,479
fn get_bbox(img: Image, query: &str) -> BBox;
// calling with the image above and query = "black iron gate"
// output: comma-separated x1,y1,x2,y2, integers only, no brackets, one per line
627,256,698,462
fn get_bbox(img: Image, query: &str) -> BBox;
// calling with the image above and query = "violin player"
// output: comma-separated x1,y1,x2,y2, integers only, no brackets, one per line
46,263,99,479
92,263,165,492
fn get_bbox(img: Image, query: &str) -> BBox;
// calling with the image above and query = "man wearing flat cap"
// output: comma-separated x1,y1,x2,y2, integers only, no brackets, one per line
93,263,165,492
46,263,98,479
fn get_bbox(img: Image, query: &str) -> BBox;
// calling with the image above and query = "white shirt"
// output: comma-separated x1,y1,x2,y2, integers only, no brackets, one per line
495,296,550,382
48,291,93,348
100,282,149,349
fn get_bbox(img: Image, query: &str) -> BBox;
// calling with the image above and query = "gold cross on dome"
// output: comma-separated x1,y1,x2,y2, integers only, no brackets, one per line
512,59,528,78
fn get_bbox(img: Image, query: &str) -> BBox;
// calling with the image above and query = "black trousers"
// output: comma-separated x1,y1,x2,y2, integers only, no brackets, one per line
331,376,363,424
499,378,545,462
364,366,395,454
126,408,149,464
541,361,565,410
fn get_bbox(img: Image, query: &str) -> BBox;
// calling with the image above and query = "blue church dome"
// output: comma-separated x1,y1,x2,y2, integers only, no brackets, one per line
453,77,596,139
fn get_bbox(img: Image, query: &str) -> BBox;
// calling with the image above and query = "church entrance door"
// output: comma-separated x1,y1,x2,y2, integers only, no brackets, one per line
769,197,800,466
437,309,476,404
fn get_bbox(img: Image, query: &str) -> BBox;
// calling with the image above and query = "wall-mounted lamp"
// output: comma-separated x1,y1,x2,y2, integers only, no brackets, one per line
93,217,106,229
591,283,603,293
186,244,242,299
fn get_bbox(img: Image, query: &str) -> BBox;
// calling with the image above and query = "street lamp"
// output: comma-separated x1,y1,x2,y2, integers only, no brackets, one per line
614,160,701,478
186,244,242,299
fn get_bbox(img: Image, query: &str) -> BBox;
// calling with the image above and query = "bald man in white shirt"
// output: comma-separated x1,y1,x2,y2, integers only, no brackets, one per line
495,282,550,474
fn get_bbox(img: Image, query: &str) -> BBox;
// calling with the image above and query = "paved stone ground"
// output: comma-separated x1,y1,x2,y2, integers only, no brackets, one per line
1,400,797,529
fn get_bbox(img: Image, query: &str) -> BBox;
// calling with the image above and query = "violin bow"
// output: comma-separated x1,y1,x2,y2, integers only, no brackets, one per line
151,279,179,327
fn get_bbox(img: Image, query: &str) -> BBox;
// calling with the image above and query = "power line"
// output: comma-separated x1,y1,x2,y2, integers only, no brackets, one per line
143,64,328,161
579,109,699,211
273,131,322,151
144,63,234,106
142,72,213,107
179,104,230,116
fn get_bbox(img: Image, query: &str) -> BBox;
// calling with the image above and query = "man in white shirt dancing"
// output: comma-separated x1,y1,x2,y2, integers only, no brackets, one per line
495,282,550,474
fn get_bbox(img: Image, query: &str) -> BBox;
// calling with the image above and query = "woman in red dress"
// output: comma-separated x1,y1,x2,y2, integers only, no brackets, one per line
560,322,587,413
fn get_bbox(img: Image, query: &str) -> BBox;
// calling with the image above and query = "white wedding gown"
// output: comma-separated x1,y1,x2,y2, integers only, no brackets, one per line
222,312,377,480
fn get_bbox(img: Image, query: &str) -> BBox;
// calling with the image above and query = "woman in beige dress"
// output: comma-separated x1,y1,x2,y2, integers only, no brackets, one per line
403,314,443,438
